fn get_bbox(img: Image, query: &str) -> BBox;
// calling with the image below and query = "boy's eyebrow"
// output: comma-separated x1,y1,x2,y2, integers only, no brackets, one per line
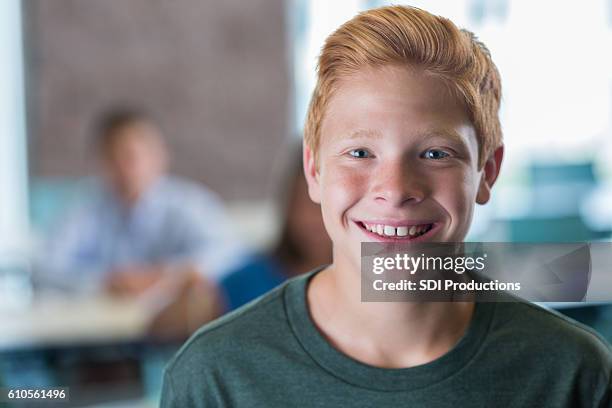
346,128,469,144
347,129,383,139
420,129,465,142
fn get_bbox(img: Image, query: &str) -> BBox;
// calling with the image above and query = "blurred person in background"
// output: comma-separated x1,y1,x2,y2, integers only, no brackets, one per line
41,108,246,333
220,144,332,311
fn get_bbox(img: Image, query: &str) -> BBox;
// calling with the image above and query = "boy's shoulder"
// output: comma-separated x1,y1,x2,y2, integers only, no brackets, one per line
161,275,611,406
166,275,611,373
164,273,303,376
490,301,611,368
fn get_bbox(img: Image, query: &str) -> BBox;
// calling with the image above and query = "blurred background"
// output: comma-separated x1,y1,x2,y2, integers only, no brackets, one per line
1,0,612,406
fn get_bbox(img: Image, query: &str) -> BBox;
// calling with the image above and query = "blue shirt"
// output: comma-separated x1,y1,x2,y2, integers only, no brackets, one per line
42,176,246,292
219,254,287,311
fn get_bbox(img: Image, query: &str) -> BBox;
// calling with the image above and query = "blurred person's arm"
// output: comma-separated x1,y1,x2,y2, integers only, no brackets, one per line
141,182,247,338
105,264,167,295
39,200,111,293
157,180,250,282
105,182,248,289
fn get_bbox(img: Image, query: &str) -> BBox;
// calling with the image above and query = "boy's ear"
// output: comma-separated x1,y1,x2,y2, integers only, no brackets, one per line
476,145,504,205
303,143,322,204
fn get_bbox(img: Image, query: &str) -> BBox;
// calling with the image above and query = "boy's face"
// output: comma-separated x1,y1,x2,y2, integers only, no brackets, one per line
304,65,502,271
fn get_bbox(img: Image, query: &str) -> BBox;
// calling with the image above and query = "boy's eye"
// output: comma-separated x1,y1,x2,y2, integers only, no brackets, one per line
348,149,371,159
422,149,450,160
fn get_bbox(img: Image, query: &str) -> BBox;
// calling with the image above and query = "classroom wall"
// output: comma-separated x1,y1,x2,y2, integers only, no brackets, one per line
24,0,290,200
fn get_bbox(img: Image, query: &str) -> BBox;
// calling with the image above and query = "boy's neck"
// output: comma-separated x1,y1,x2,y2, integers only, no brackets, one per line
307,261,475,369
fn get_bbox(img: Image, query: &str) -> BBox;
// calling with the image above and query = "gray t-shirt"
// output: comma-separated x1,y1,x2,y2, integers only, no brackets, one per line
161,270,612,407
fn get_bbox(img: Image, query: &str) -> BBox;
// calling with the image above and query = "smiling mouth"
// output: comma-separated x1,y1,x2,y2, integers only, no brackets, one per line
357,221,435,240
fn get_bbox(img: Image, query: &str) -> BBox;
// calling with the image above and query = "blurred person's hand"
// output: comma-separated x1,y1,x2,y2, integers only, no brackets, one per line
105,265,166,296
105,264,222,339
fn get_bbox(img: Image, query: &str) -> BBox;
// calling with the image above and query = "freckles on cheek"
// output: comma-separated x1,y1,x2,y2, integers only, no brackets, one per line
433,169,476,219
320,165,367,226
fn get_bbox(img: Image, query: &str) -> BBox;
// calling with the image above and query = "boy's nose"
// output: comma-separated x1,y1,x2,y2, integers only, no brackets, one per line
371,162,427,207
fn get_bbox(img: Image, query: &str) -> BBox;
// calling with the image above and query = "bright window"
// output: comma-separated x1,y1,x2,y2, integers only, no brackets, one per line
0,0,29,258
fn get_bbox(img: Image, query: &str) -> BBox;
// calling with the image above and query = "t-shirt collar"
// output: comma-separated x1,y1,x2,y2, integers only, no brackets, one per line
284,268,496,392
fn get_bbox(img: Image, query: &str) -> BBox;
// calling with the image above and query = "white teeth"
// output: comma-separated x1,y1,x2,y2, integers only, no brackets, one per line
365,222,431,238
383,225,395,236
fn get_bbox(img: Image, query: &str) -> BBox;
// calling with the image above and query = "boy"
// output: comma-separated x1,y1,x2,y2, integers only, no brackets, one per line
161,6,611,406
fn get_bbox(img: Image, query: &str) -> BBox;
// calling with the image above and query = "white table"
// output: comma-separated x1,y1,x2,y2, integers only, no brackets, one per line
0,294,154,351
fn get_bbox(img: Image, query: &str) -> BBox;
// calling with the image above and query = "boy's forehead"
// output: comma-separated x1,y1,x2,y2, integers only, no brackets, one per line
331,65,454,101
319,66,475,147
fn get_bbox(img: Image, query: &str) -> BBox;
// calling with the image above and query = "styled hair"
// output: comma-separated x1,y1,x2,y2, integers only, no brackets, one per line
304,5,502,168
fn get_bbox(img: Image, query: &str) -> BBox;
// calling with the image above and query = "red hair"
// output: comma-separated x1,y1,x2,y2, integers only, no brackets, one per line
304,5,502,168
